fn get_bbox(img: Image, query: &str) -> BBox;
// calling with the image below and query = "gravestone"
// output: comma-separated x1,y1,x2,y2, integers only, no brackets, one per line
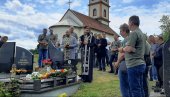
48,41,64,63
14,46,33,73
0,42,15,73
163,39,170,97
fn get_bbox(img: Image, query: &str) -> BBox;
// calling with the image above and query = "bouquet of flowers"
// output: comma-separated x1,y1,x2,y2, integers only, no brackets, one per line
58,69,69,77
42,59,52,72
42,59,52,66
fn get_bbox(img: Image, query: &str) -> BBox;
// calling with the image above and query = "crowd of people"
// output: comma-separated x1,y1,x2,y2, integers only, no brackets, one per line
0,15,161,97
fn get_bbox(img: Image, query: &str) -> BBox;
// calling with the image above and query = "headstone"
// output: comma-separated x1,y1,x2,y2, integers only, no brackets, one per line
48,41,64,63
163,39,170,97
0,42,15,73
14,46,33,73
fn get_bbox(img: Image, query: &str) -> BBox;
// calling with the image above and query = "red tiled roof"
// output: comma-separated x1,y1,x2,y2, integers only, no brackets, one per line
70,10,118,36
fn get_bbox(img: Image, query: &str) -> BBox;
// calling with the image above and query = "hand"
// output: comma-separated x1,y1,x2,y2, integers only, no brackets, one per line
84,41,88,45
114,62,119,69
65,45,70,48
80,41,82,44
98,44,101,47
118,47,123,53
152,53,156,56
108,42,111,45
111,48,117,52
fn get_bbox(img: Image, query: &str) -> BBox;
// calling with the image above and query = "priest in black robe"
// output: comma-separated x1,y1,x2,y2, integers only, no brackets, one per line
79,26,95,82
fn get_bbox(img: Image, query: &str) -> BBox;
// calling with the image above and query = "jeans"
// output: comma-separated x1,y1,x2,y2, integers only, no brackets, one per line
118,63,131,97
38,49,48,67
127,64,146,97
151,59,158,80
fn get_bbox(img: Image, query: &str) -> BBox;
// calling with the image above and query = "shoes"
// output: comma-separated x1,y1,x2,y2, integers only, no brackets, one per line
154,87,161,92
108,71,114,73
98,69,102,71
160,88,165,94
103,68,106,72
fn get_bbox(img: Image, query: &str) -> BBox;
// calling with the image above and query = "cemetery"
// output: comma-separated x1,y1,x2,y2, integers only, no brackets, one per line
0,0,170,97
0,42,81,97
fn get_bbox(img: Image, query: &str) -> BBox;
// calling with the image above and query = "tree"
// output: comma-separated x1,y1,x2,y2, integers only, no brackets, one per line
160,15,170,42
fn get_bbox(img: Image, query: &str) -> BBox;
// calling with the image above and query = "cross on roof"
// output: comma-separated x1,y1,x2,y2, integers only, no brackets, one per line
67,0,72,9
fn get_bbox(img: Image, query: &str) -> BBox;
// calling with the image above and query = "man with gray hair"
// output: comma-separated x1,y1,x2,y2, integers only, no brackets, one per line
114,23,131,97
69,26,78,40
123,15,146,97
48,29,58,46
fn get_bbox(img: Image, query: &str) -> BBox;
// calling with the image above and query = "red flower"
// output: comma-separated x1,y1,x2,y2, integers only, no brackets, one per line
61,69,65,73
42,59,52,65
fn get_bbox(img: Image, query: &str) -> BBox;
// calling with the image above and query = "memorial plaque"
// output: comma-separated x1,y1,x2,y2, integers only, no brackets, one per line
48,41,64,63
163,39,170,97
0,42,15,73
14,46,33,73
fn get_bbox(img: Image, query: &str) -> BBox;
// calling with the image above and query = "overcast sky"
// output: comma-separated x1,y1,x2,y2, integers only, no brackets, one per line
0,0,170,49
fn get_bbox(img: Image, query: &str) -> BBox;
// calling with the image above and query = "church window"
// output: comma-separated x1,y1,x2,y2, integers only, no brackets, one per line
93,9,97,16
104,9,106,17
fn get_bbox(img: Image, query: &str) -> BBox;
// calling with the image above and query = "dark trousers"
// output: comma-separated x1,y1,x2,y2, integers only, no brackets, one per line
98,56,106,70
38,49,47,67
127,64,146,97
105,49,109,64
109,53,118,72
143,66,150,97
155,65,163,88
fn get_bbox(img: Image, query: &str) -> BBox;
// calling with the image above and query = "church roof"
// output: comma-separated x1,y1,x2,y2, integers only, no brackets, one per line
70,10,118,36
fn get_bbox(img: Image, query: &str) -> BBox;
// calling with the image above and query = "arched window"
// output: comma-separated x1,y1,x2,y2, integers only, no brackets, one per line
93,9,97,16
104,9,106,17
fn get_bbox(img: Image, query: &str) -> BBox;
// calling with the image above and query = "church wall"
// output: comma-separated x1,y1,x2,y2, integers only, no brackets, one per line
62,11,83,26
51,26,83,43
51,26,114,43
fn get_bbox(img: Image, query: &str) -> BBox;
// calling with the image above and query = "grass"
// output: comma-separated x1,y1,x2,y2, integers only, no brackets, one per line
72,66,121,97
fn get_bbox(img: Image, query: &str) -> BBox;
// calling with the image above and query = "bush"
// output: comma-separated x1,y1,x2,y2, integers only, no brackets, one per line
160,15,170,42
0,79,20,97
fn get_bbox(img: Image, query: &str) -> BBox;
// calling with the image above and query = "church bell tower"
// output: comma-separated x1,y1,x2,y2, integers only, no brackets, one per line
89,0,110,25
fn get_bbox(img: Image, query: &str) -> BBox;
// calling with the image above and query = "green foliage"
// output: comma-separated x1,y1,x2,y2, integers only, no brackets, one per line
160,15,170,42
30,48,38,54
0,79,20,97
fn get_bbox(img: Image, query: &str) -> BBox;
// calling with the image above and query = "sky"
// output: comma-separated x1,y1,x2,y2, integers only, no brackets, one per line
0,0,170,49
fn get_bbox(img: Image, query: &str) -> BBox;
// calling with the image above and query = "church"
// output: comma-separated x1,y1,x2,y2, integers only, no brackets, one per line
49,0,118,42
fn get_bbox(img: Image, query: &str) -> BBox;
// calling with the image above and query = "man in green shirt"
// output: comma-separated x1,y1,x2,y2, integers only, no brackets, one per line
123,15,146,97
114,23,131,97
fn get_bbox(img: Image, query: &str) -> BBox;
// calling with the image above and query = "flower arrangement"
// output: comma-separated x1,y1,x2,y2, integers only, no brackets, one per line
42,59,52,66
25,69,69,80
